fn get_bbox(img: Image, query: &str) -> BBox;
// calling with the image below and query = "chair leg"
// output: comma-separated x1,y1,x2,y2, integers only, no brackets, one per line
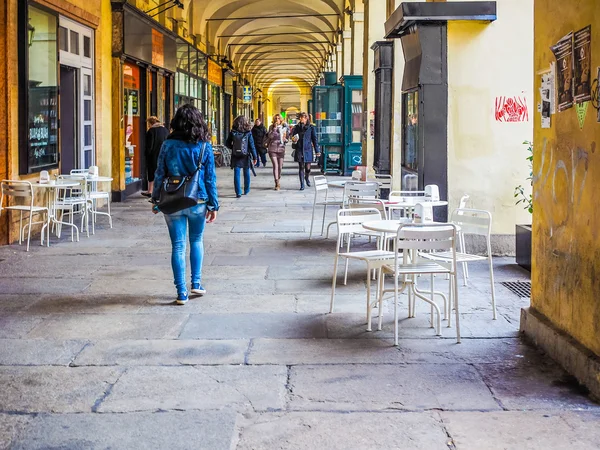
107,198,112,228
430,275,435,329
343,236,351,285
25,211,33,252
18,211,23,245
320,204,327,236
377,271,385,331
366,267,372,332
453,273,461,343
394,273,399,346
329,255,340,313
489,255,497,320
309,202,316,239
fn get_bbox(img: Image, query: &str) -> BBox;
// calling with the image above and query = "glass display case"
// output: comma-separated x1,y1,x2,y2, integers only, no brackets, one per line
342,75,363,175
313,85,343,174
401,90,419,191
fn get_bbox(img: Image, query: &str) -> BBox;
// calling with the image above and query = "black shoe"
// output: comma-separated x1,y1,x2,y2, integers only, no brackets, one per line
305,178,311,187
141,192,151,198
236,194,242,198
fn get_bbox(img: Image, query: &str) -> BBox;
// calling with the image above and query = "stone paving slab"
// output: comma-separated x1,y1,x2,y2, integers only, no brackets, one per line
276,278,366,294
143,294,297,314
0,278,92,295
440,410,600,450
25,295,146,314
247,337,537,366
97,366,287,413
0,339,85,366
0,413,31,450
296,294,373,314
10,411,237,450
26,314,188,340
0,315,46,339
325,312,518,340
0,295,41,313
180,313,327,339
73,339,249,366
235,411,451,449
0,366,123,413
211,255,298,266
85,278,175,296
288,364,500,412
474,360,598,410
231,224,305,233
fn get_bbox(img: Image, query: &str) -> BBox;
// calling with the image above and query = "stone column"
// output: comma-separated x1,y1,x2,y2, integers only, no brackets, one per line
342,30,352,75
336,43,343,80
361,0,387,169
351,8,364,75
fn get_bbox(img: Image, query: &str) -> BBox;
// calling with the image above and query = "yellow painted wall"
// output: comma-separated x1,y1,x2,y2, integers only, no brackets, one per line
447,0,534,235
532,0,600,356
0,0,112,244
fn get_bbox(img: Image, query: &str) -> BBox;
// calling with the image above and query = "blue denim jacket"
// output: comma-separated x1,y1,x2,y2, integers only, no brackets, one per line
152,139,220,211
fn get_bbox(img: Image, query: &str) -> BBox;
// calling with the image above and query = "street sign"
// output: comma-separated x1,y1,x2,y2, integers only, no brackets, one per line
243,86,252,104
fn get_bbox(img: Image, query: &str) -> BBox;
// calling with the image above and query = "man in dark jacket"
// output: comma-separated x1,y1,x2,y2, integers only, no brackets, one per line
251,119,268,167
142,116,169,197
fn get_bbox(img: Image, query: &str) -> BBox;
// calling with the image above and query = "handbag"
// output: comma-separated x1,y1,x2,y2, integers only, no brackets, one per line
156,143,206,214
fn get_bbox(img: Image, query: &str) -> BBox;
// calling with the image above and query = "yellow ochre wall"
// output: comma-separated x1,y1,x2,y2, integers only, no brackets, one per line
0,0,112,245
532,0,600,356
446,0,534,236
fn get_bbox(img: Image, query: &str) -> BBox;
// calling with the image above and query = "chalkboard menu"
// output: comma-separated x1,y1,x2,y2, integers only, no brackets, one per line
28,86,59,172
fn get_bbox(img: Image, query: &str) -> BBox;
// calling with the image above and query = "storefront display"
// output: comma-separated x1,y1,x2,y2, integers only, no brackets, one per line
313,82,343,174
175,42,207,115
123,62,141,185
20,5,59,174
208,59,222,144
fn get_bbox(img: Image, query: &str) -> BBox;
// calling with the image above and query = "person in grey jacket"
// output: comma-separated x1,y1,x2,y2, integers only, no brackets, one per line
291,112,320,190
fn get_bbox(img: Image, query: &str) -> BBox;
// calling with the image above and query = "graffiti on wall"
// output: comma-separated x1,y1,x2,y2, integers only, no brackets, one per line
495,96,529,122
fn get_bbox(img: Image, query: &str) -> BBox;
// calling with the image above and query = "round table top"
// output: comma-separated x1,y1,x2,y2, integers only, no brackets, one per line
385,199,449,208
33,181,80,189
86,176,113,182
327,179,381,188
362,219,457,234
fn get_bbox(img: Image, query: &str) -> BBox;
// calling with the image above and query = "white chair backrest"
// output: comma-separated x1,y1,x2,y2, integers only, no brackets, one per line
451,208,491,237
70,169,89,175
344,181,379,202
57,175,88,197
313,175,328,192
348,198,387,219
337,207,382,237
425,184,440,201
458,194,470,210
394,223,457,254
1,180,33,199
371,174,392,190
389,190,426,205
1,180,34,209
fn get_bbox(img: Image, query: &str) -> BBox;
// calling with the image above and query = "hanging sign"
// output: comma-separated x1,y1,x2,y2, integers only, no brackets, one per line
208,60,222,86
243,86,252,104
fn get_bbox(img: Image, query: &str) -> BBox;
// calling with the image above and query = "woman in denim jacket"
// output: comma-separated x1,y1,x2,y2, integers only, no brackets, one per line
152,105,219,305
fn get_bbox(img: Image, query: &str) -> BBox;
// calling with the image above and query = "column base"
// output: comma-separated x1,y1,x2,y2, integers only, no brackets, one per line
520,307,600,401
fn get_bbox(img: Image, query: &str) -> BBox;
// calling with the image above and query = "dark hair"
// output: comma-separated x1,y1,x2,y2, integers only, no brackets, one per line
232,115,252,132
170,104,210,142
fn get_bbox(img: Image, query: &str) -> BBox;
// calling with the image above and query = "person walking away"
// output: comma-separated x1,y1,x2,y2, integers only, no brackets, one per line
226,116,257,198
291,112,320,190
265,113,289,190
151,104,219,305
142,116,169,197
251,118,268,168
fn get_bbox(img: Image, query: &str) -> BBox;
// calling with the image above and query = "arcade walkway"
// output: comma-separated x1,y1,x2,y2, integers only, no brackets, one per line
0,160,599,449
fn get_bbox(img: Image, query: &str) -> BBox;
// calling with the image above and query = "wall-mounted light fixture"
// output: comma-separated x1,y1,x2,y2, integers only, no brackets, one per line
27,20,35,47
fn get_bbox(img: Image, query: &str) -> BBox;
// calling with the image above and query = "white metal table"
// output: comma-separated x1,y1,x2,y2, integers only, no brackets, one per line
32,181,81,246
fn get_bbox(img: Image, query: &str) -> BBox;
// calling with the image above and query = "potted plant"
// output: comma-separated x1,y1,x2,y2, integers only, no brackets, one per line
514,140,533,271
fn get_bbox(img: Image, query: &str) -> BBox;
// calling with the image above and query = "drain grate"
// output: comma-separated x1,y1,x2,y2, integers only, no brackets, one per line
501,281,531,298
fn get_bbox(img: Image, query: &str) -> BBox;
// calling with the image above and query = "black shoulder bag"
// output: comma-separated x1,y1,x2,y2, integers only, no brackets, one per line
156,143,206,215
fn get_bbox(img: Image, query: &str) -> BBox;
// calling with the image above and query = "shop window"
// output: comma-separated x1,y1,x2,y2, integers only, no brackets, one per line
350,89,363,144
123,61,141,185
22,5,59,173
59,26,68,52
83,36,91,58
84,125,92,146
70,30,79,55
401,90,419,190
84,100,91,121
84,74,91,96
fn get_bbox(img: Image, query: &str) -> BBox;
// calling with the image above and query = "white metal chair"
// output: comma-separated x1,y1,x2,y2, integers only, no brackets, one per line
309,175,343,239
330,208,395,331
53,175,90,241
370,174,392,198
378,223,460,345
0,180,49,251
325,181,380,238
87,183,112,234
70,169,90,175
422,208,497,320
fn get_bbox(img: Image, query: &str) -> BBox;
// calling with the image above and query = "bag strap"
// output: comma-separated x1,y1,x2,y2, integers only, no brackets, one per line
196,142,206,171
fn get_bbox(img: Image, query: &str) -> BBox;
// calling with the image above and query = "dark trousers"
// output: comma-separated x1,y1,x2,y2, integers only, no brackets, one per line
255,151,268,167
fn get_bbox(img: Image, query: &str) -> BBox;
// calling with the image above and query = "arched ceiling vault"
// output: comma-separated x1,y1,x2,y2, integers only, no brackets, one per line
189,0,345,96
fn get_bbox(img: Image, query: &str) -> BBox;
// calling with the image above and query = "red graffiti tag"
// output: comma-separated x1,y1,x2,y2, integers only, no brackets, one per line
495,96,529,122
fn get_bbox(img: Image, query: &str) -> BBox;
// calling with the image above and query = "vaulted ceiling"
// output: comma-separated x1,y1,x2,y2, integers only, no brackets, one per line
188,0,347,100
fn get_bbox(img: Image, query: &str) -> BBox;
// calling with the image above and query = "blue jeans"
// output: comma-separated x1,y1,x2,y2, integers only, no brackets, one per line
164,203,207,296
233,166,251,195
